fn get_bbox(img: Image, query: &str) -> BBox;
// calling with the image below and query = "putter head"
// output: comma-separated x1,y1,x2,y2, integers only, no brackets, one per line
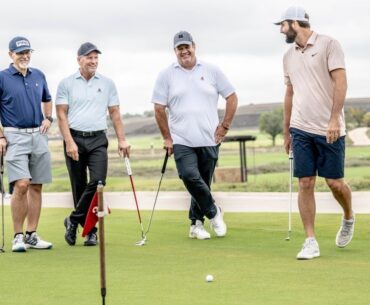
135,236,146,246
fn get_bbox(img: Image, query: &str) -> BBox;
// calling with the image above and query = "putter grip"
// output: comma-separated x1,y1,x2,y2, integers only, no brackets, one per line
124,157,132,175
161,151,169,174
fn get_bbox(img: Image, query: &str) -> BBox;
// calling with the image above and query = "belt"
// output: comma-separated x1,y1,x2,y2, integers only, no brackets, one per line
3,127,41,133
70,129,106,137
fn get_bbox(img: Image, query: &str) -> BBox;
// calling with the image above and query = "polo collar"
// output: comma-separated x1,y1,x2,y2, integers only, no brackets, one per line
9,64,32,76
173,59,202,70
74,70,101,80
295,31,318,50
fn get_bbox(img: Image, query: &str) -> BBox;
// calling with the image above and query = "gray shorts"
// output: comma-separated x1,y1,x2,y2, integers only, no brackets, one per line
4,130,52,184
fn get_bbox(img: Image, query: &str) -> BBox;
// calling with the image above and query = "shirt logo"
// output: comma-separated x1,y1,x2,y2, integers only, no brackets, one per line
97,88,102,92
16,40,30,47
311,52,318,57
200,76,204,81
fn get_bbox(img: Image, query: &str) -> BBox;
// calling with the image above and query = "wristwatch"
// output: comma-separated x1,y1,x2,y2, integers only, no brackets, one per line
46,116,54,123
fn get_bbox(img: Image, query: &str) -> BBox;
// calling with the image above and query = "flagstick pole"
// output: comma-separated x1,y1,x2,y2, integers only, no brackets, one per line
97,181,106,305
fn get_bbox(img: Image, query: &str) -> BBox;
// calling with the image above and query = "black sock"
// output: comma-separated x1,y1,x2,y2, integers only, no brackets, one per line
25,231,36,236
14,232,23,238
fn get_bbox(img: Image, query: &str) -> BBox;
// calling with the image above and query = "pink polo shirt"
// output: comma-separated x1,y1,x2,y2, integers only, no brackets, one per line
283,32,346,136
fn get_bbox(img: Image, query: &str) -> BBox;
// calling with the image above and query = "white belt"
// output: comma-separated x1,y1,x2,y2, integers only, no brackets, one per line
3,127,41,133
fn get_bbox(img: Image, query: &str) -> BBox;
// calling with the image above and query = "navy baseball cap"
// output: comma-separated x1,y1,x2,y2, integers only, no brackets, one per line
173,31,194,48
9,36,33,53
77,42,101,56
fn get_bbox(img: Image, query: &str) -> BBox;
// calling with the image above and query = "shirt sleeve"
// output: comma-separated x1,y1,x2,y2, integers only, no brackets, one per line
55,79,69,105
214,66,235,98
327,39,346,72
283,54,292,86
108,80,120,107
41,72,52,102
151,70,169,106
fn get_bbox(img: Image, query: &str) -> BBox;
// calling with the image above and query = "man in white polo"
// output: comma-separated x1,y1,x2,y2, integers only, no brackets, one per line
152,31,238,239
275,6,354,259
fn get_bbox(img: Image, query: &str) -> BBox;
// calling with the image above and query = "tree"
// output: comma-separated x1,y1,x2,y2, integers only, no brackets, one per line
363,112,370,127
259,107,283,146
348,107,367,127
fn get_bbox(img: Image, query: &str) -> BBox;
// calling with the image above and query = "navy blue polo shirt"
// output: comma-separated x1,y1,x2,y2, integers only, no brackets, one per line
0,64,52,128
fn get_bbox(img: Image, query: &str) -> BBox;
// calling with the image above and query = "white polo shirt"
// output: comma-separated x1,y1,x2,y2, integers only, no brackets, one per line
152,60,235,147
56,71,119,131
283,32,346,136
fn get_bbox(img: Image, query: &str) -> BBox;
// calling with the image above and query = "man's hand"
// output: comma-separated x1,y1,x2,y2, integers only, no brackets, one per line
65,140,79,161
284,133,291,154
118,140,131,158
40,119,52,134
163,138,173,156
326,117,341,144
0,137,7,156
214,123,228,144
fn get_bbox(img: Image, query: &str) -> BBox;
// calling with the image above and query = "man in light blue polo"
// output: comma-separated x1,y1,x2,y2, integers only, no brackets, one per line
56,42,130,247
0,36,53,252
152,31,238,239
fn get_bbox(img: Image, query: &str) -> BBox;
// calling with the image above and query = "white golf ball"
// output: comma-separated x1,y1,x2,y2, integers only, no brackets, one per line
206,275,214,282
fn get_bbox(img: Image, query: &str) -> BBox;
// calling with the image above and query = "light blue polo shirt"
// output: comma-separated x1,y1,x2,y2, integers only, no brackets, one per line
56,71,119,131
152,60,235,147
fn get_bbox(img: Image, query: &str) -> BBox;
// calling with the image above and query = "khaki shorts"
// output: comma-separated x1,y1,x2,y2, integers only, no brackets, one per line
4,130,52,184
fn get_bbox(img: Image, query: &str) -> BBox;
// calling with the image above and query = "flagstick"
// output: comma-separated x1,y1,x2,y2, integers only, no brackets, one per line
97,182,106,305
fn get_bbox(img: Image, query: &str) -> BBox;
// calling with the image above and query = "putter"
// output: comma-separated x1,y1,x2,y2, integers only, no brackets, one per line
0,154,5,253
124,157,145,242
97,182,106,305
136,151,169,246
285,150,294,241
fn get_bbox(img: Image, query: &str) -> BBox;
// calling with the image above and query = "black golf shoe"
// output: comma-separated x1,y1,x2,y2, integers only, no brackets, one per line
84,231,98,246
64,217,78,246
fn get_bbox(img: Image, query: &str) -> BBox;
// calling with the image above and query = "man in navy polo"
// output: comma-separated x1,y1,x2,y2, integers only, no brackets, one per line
0,36,53,252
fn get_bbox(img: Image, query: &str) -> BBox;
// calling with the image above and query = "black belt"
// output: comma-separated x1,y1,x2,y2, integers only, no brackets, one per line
70,129,106,137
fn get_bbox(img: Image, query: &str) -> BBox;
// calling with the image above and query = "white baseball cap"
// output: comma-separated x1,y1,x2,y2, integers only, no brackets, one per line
274,6,309,25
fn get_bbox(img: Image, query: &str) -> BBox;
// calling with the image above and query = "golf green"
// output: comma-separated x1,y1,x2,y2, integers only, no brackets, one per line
0,207,369,305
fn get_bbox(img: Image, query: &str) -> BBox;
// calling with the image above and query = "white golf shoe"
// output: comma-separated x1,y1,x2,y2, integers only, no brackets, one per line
336,215,355,248
12,234,26,252
296,237,320,260
210,205,227,237
24,232,53,249
189,220,211,240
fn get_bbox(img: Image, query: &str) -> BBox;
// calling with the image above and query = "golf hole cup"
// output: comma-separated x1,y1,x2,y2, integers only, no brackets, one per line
206,274,214,282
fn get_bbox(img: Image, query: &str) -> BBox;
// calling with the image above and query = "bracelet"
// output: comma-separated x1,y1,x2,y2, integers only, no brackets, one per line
0,136,6,139
221,123,229,130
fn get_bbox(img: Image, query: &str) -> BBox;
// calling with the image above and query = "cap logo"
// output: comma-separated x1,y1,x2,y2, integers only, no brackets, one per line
15,40,30,48
179,34,183,38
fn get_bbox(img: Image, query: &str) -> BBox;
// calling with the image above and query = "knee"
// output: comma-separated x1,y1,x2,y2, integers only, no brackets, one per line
180,168,200,183
14,180,30,194
326,179,344,194
299,177,315,191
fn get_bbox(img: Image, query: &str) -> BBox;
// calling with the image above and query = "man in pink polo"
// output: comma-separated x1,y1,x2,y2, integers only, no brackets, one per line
275,6,354,260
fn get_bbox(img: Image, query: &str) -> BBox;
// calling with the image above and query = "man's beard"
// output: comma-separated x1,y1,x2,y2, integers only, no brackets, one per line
285,24,297,44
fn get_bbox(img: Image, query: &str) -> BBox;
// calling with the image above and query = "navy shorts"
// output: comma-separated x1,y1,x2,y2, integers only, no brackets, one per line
290,128,345,179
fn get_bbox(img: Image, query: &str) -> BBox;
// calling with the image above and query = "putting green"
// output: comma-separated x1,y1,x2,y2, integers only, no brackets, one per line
0,207,369,305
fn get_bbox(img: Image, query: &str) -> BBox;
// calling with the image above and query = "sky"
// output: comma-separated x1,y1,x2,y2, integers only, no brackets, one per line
0,0,369,114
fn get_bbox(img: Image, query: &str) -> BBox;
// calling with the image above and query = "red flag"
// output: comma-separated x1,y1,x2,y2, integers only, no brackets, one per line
82,192,98,237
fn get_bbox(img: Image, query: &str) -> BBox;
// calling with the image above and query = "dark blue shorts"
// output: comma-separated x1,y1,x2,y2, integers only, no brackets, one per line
290,128,345,179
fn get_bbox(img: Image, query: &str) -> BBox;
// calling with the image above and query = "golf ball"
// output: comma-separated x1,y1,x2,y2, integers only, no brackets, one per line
206,275,214,282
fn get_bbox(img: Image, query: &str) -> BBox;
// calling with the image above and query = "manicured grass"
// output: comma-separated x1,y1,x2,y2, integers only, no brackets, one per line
0,208,369,305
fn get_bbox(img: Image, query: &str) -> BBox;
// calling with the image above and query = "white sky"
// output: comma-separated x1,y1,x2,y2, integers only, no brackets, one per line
0,0,369,114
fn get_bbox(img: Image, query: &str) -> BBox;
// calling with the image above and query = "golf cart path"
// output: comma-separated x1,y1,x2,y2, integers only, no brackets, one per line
5,191,370,214
347,127,370,146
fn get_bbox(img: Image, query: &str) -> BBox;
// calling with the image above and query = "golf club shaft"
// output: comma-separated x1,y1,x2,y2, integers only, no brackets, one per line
288,151,293,237
97,183,107,304
144,151,169,236
124,157,145,238
0,154,5,252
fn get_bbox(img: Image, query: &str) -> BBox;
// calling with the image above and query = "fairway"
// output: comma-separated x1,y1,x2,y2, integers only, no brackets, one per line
1,208,370,305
